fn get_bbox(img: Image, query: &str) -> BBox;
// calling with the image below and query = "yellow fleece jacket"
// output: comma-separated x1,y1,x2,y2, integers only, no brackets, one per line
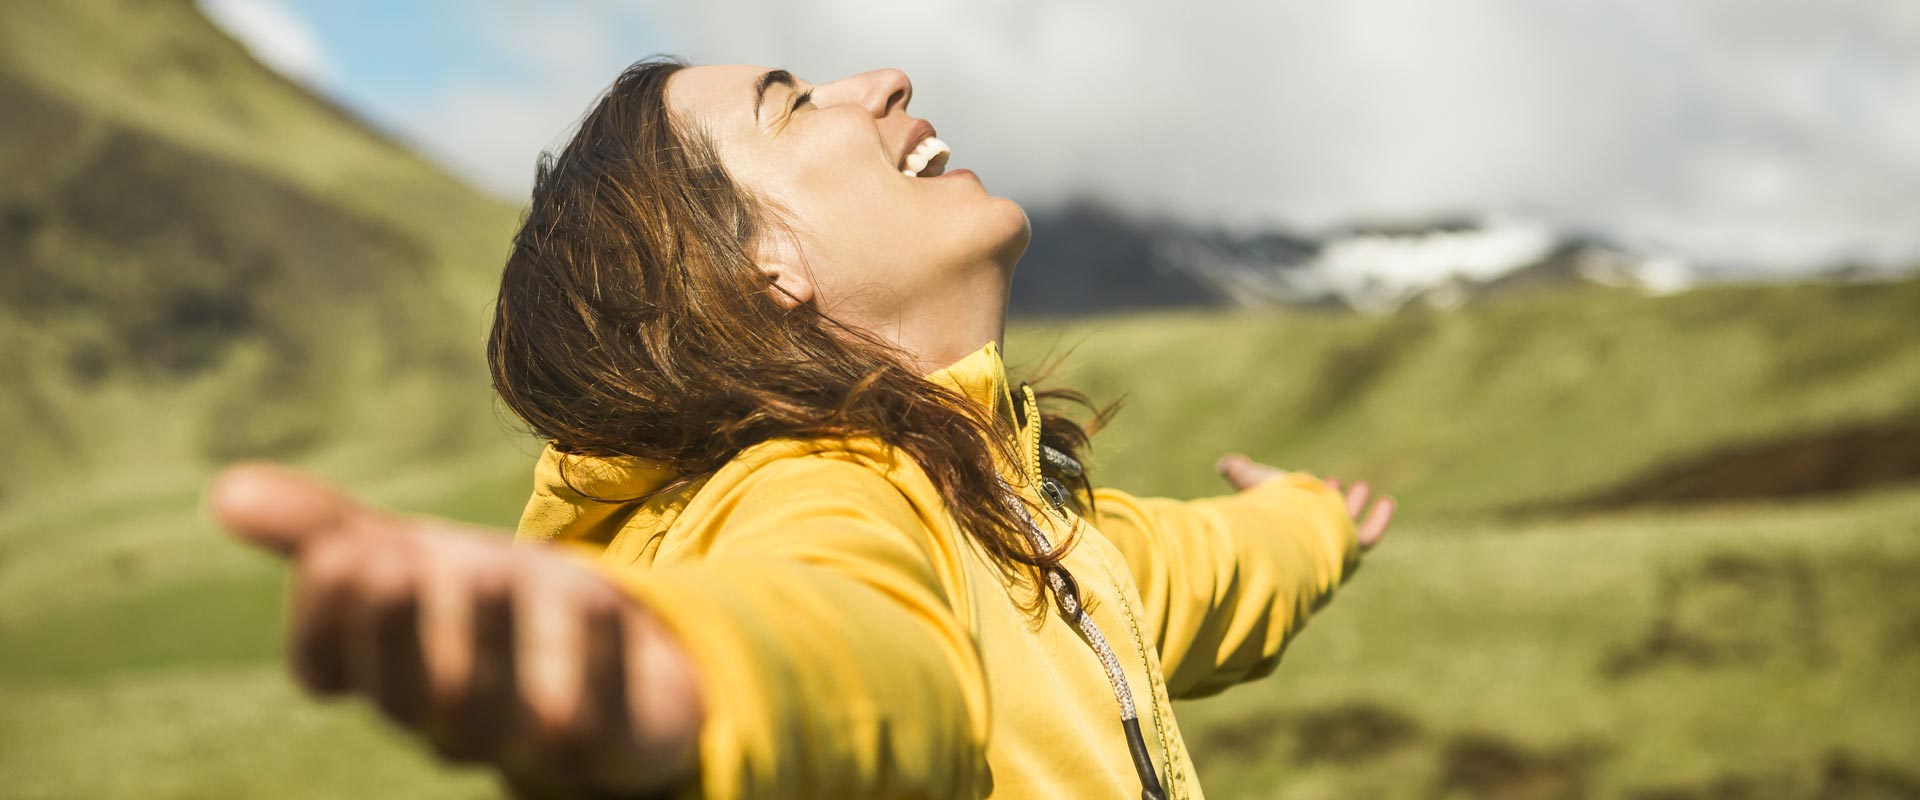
515,342,1360,799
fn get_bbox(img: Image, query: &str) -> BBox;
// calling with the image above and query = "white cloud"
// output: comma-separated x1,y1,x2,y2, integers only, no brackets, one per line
641,0,1920,270
210,0,1920,271
198,0,338,89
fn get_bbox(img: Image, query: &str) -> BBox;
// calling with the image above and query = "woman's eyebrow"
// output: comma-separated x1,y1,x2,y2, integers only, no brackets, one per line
753,69,796,123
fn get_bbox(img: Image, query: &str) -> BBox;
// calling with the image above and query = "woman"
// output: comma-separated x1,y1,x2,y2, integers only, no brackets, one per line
210,57,1393,799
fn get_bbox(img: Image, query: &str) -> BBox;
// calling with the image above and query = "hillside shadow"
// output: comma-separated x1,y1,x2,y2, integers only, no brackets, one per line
1554,423,1920,512
1433,734,1606,800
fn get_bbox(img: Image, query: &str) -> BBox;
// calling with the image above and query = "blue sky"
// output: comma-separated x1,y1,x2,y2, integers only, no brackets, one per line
268,1,532,103
202,0,664,198
201,0,1920,273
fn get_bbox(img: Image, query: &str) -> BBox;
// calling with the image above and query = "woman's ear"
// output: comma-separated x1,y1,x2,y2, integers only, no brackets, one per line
756,231,814,309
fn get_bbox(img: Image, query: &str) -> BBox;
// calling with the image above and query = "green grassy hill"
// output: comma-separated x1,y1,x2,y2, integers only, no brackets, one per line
4,275,1916,798
1012,279,1920,520
0,0,523,503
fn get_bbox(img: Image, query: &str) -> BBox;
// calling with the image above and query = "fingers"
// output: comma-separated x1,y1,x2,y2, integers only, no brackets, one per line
1325,476,1393,552
1343,481,1371,520
411,542,653,786
1216,453,1284,492
1356,496,1395,551
424,553,519,764
291,527,434,725
356,544,430,726
515,561,607,758
289,536,359,694
576,592,638,780
207,462,376,556
1228,461,1397,552
510,564,648,790
416,534,491,733
266,505,695,794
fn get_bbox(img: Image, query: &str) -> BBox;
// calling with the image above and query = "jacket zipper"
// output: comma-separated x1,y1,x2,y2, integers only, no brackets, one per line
1014,385,1172,800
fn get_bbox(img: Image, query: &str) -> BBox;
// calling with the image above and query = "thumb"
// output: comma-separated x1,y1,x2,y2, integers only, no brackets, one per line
1216,453,1284,492
206,462,373,556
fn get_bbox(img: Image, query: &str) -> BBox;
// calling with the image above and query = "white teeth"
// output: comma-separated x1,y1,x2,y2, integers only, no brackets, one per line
901,136,951,177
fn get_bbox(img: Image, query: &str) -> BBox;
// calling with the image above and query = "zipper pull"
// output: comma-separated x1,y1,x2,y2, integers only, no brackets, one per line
1040,476,1070,512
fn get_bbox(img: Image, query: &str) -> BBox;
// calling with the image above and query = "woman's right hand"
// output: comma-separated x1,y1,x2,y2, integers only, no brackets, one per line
208,463,702,797
1216,453,1394,551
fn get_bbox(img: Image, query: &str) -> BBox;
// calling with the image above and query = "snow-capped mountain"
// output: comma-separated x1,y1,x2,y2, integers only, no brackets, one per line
1011,204,1696,316
1152,213,1693,314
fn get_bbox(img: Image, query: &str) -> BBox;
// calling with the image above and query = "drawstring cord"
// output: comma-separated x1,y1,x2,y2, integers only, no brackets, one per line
1008,384,1168,800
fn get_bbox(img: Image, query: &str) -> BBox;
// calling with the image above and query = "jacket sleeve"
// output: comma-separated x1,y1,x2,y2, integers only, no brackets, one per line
1089,472,1359,699
580,456,991,800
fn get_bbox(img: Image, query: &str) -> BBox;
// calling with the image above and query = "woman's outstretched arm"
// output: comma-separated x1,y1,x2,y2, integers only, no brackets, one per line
208,463,703,798
556,451,994,800
1089,455,1392,699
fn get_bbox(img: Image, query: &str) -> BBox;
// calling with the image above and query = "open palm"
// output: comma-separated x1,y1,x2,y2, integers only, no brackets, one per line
1217,453,1394,550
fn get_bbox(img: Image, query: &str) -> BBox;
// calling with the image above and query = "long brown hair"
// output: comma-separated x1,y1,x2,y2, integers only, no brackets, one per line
487,57,1104,614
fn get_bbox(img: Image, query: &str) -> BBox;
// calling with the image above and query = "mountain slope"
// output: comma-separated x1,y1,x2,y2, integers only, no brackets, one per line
0,0,523,502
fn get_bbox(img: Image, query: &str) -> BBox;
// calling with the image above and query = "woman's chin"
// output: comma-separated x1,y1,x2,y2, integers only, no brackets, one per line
918,190,1029,269
985,197,1031,266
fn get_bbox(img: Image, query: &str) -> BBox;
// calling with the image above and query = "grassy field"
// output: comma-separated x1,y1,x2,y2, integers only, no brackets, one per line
3,280,1917,799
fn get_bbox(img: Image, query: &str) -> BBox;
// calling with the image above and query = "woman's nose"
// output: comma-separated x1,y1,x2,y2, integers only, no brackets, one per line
844,68,912,118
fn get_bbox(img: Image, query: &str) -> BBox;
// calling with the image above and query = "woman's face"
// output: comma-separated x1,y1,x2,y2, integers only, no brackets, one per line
666,65,1029,345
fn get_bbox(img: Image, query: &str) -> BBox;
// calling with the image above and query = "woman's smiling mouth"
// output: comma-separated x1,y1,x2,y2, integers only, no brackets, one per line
901,136,951,177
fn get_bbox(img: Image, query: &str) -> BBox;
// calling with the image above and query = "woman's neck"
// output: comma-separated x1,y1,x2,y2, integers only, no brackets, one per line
894,259,1012,376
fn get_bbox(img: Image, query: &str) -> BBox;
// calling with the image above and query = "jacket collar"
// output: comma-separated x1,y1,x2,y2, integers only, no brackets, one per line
519,341,1039,544
927,340,1043,483
924,340,1018,423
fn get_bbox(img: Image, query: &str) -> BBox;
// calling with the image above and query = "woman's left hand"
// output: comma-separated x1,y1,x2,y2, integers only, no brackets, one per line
207,463,702,797
1216,453,1393,551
